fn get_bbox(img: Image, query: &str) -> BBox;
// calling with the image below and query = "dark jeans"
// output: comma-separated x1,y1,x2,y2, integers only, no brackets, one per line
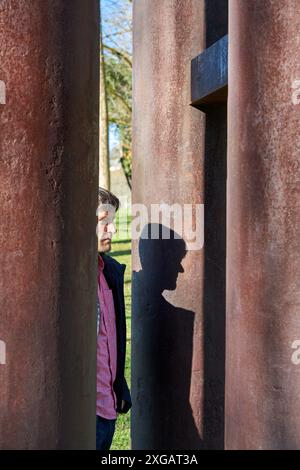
96,415,116,451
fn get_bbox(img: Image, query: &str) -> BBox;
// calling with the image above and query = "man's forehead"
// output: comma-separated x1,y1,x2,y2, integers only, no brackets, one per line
97,204,116,217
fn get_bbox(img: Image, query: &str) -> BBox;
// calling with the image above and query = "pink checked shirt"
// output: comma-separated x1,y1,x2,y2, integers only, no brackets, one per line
96,254,118,419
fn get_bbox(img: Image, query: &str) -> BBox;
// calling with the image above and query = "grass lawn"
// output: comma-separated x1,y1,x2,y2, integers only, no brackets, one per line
110,210,131,450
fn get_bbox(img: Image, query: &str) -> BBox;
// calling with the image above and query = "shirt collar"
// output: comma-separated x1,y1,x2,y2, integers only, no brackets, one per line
98,253,105,271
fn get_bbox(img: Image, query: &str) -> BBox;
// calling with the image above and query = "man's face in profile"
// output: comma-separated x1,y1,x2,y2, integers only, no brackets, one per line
97,205,117,253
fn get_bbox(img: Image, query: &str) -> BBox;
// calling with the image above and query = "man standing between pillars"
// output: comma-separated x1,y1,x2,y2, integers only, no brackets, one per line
96,188,132,450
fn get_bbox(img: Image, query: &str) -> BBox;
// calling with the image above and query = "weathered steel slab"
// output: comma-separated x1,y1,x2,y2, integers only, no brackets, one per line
132,0,227,450
191,34,228,109
0,0,99,449
226,0,300,450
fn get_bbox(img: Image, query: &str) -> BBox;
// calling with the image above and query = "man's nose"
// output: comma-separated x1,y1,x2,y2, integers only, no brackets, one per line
108,222,117,234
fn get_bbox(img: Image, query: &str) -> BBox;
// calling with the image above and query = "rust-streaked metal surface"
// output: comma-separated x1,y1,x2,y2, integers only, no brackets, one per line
226,0,300,450
132,0,228,450
132,0,206,450
0,0,99,449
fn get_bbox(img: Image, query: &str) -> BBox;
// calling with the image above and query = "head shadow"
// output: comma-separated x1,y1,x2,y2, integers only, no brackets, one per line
138,223,186,294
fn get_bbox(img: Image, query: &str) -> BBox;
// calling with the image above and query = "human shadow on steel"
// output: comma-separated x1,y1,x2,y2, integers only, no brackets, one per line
132,223,203,450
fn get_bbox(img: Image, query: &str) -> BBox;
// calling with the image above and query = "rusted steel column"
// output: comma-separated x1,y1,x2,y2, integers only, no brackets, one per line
226,0,300,449
132,0,207,450
0,1,99,449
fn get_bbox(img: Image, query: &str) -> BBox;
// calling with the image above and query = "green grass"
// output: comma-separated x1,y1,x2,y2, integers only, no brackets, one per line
110,209,131,450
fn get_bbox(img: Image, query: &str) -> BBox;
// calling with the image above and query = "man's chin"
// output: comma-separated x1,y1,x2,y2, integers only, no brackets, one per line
100,241,112,253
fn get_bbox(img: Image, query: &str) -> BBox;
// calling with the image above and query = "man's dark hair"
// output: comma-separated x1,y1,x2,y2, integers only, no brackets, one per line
98,187,120,211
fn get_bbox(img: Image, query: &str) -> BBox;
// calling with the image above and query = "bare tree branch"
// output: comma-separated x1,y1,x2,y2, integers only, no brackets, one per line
103,29,131,39
103,44,132,67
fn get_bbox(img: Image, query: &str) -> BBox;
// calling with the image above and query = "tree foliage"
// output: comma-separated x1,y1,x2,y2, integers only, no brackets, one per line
101,0,132,188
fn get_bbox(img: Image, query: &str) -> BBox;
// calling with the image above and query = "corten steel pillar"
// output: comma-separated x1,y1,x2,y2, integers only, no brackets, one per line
132,0,205,450
0,1,99,449
226,0,300,449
